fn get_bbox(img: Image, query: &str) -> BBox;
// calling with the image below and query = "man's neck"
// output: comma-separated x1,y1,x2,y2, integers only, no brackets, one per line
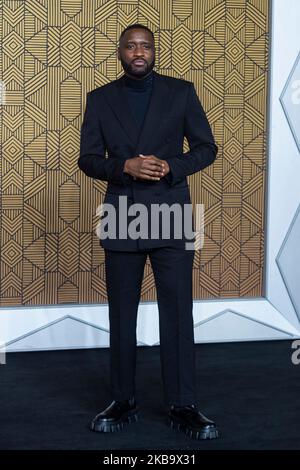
124,70,153,81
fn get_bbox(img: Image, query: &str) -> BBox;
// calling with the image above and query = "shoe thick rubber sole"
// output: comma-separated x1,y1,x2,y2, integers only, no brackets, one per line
168,416,219,440
90,409,138,433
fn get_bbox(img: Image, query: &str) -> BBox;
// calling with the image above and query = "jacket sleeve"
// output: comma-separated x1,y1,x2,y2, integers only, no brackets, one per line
164,82,218,186
78,92,133,186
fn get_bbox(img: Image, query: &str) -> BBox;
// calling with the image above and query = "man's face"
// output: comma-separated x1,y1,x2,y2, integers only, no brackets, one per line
118,28,155,79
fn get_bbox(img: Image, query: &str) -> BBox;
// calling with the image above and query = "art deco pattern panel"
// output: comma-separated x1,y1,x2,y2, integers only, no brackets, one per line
0,0,269,306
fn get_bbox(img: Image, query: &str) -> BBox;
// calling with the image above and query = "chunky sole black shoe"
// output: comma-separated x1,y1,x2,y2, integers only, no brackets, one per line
90,398,139,433
90,410,138,433
168,417,219,440
168,406,219,440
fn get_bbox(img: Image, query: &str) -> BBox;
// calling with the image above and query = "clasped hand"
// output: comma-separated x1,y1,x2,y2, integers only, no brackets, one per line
124,154,170,181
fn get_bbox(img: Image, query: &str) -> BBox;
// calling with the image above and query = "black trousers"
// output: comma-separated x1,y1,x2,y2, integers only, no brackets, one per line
105,246,197,407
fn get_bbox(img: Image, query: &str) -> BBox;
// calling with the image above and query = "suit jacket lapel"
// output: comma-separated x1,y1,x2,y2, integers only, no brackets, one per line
104,70,175,154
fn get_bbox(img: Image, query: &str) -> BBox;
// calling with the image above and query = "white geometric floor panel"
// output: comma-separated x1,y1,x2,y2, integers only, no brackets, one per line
193,310,293,343
4,316,110,352
0,298,299,353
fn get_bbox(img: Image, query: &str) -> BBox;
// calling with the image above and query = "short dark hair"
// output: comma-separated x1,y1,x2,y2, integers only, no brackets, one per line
119,23,154,43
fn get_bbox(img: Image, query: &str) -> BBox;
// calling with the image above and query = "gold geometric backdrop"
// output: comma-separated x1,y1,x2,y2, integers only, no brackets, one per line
0,0,269,306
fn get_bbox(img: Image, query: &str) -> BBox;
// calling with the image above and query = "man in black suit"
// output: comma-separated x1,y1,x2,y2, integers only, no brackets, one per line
78,23,219,440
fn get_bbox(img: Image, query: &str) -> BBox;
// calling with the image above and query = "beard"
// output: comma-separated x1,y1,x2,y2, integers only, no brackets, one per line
120,56,155,78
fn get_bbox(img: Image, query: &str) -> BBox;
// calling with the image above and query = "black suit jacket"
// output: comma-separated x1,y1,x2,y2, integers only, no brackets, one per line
78,70,218,251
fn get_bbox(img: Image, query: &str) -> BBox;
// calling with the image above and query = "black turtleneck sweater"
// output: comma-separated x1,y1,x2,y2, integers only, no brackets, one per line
123,70,172,184
123,71,154,137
